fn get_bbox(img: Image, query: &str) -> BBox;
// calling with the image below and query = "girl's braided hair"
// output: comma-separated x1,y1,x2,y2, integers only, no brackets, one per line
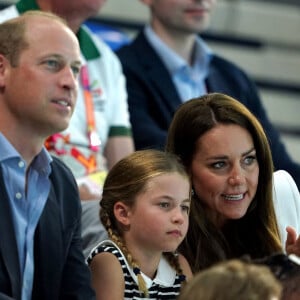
100,149,190,296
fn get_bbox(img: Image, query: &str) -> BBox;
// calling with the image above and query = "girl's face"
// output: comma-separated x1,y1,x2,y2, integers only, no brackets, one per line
121,173,190,255
191,124,259,228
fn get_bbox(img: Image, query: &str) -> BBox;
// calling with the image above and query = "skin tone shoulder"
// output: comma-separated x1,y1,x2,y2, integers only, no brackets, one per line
90,172,193,299
0,13,81,166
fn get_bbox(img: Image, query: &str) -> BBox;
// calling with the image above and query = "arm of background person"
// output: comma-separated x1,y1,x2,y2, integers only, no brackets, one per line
104,136,134,170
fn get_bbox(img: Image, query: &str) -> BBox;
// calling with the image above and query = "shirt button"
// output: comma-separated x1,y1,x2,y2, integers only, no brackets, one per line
15,192,22,199
18,161,25,168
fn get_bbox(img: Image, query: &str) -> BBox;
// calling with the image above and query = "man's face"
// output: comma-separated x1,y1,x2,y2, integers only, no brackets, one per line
144,0,217,34
2,16,81,137
50,0,107,19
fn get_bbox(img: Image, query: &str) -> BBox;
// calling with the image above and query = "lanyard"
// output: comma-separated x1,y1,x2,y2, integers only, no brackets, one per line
81,65,101,152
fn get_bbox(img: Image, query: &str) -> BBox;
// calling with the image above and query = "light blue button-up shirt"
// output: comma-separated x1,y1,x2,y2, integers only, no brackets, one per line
144,25,213,102
0,133,52,300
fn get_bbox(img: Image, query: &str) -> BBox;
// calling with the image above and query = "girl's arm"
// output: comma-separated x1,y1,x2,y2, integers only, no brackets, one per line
89,252,125,300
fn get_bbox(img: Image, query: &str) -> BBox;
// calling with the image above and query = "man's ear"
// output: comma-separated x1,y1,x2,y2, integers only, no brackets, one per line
114,201,131,226
0,54,9,88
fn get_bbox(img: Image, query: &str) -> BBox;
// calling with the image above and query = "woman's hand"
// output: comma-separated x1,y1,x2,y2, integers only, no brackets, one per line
286,226,300,256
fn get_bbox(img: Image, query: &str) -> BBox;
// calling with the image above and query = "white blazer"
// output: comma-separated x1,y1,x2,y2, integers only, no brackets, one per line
273,170,300,249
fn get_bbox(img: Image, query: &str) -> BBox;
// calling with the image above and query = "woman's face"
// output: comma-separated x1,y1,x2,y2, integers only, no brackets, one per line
191,124,259,227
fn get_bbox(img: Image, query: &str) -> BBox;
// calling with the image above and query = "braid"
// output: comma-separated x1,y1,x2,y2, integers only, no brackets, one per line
113,236,148,296
131,263,148,297
101,210,148,297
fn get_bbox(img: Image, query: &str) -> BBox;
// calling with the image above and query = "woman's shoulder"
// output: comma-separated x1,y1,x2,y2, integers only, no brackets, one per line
273,170,300,205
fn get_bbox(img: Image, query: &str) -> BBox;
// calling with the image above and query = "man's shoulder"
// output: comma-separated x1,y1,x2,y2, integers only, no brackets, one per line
210,53,246,74
81,25,119,57
49,157,81,209
116,31,151,61
80,24,125,75
209,53,253,86
50,156,76,183
116,30,164,72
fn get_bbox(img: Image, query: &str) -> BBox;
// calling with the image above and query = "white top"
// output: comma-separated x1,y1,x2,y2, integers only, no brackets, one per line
273,170,300,249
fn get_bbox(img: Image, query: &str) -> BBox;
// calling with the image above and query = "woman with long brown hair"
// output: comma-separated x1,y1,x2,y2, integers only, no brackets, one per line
166,93,300,273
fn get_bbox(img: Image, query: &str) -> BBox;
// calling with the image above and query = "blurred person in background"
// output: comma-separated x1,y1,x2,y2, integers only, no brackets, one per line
177,259,282,300
117,0,300,189
252,253,300,300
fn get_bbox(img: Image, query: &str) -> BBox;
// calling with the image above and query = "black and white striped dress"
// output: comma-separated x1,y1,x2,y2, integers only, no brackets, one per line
87,240,184,300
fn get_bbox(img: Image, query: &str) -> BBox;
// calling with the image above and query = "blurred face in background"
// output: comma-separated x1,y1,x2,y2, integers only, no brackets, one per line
141,0,217,35
42,0,107,21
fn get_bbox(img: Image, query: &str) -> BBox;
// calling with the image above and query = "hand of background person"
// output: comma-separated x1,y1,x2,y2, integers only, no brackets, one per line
285,226,300,256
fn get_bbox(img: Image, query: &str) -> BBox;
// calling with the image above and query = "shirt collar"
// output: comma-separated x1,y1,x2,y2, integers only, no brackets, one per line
144,25,213,77
99,240,176,288
0,133,52,175
0,133,20,162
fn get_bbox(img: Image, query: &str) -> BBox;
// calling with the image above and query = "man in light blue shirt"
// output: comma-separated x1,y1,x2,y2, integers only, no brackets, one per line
0,11,95,299
0,135,51,299
144,25,212,102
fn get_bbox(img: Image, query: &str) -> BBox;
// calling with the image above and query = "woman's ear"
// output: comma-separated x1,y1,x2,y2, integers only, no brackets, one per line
114,201,131,226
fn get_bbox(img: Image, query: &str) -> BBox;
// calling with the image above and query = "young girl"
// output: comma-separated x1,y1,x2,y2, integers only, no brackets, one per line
87,149,193,300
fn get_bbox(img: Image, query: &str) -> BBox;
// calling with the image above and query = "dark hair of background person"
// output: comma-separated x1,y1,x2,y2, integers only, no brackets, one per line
251,253,300,300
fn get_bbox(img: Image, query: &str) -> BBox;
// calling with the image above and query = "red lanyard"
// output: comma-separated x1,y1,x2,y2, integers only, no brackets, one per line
81,65,101,152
